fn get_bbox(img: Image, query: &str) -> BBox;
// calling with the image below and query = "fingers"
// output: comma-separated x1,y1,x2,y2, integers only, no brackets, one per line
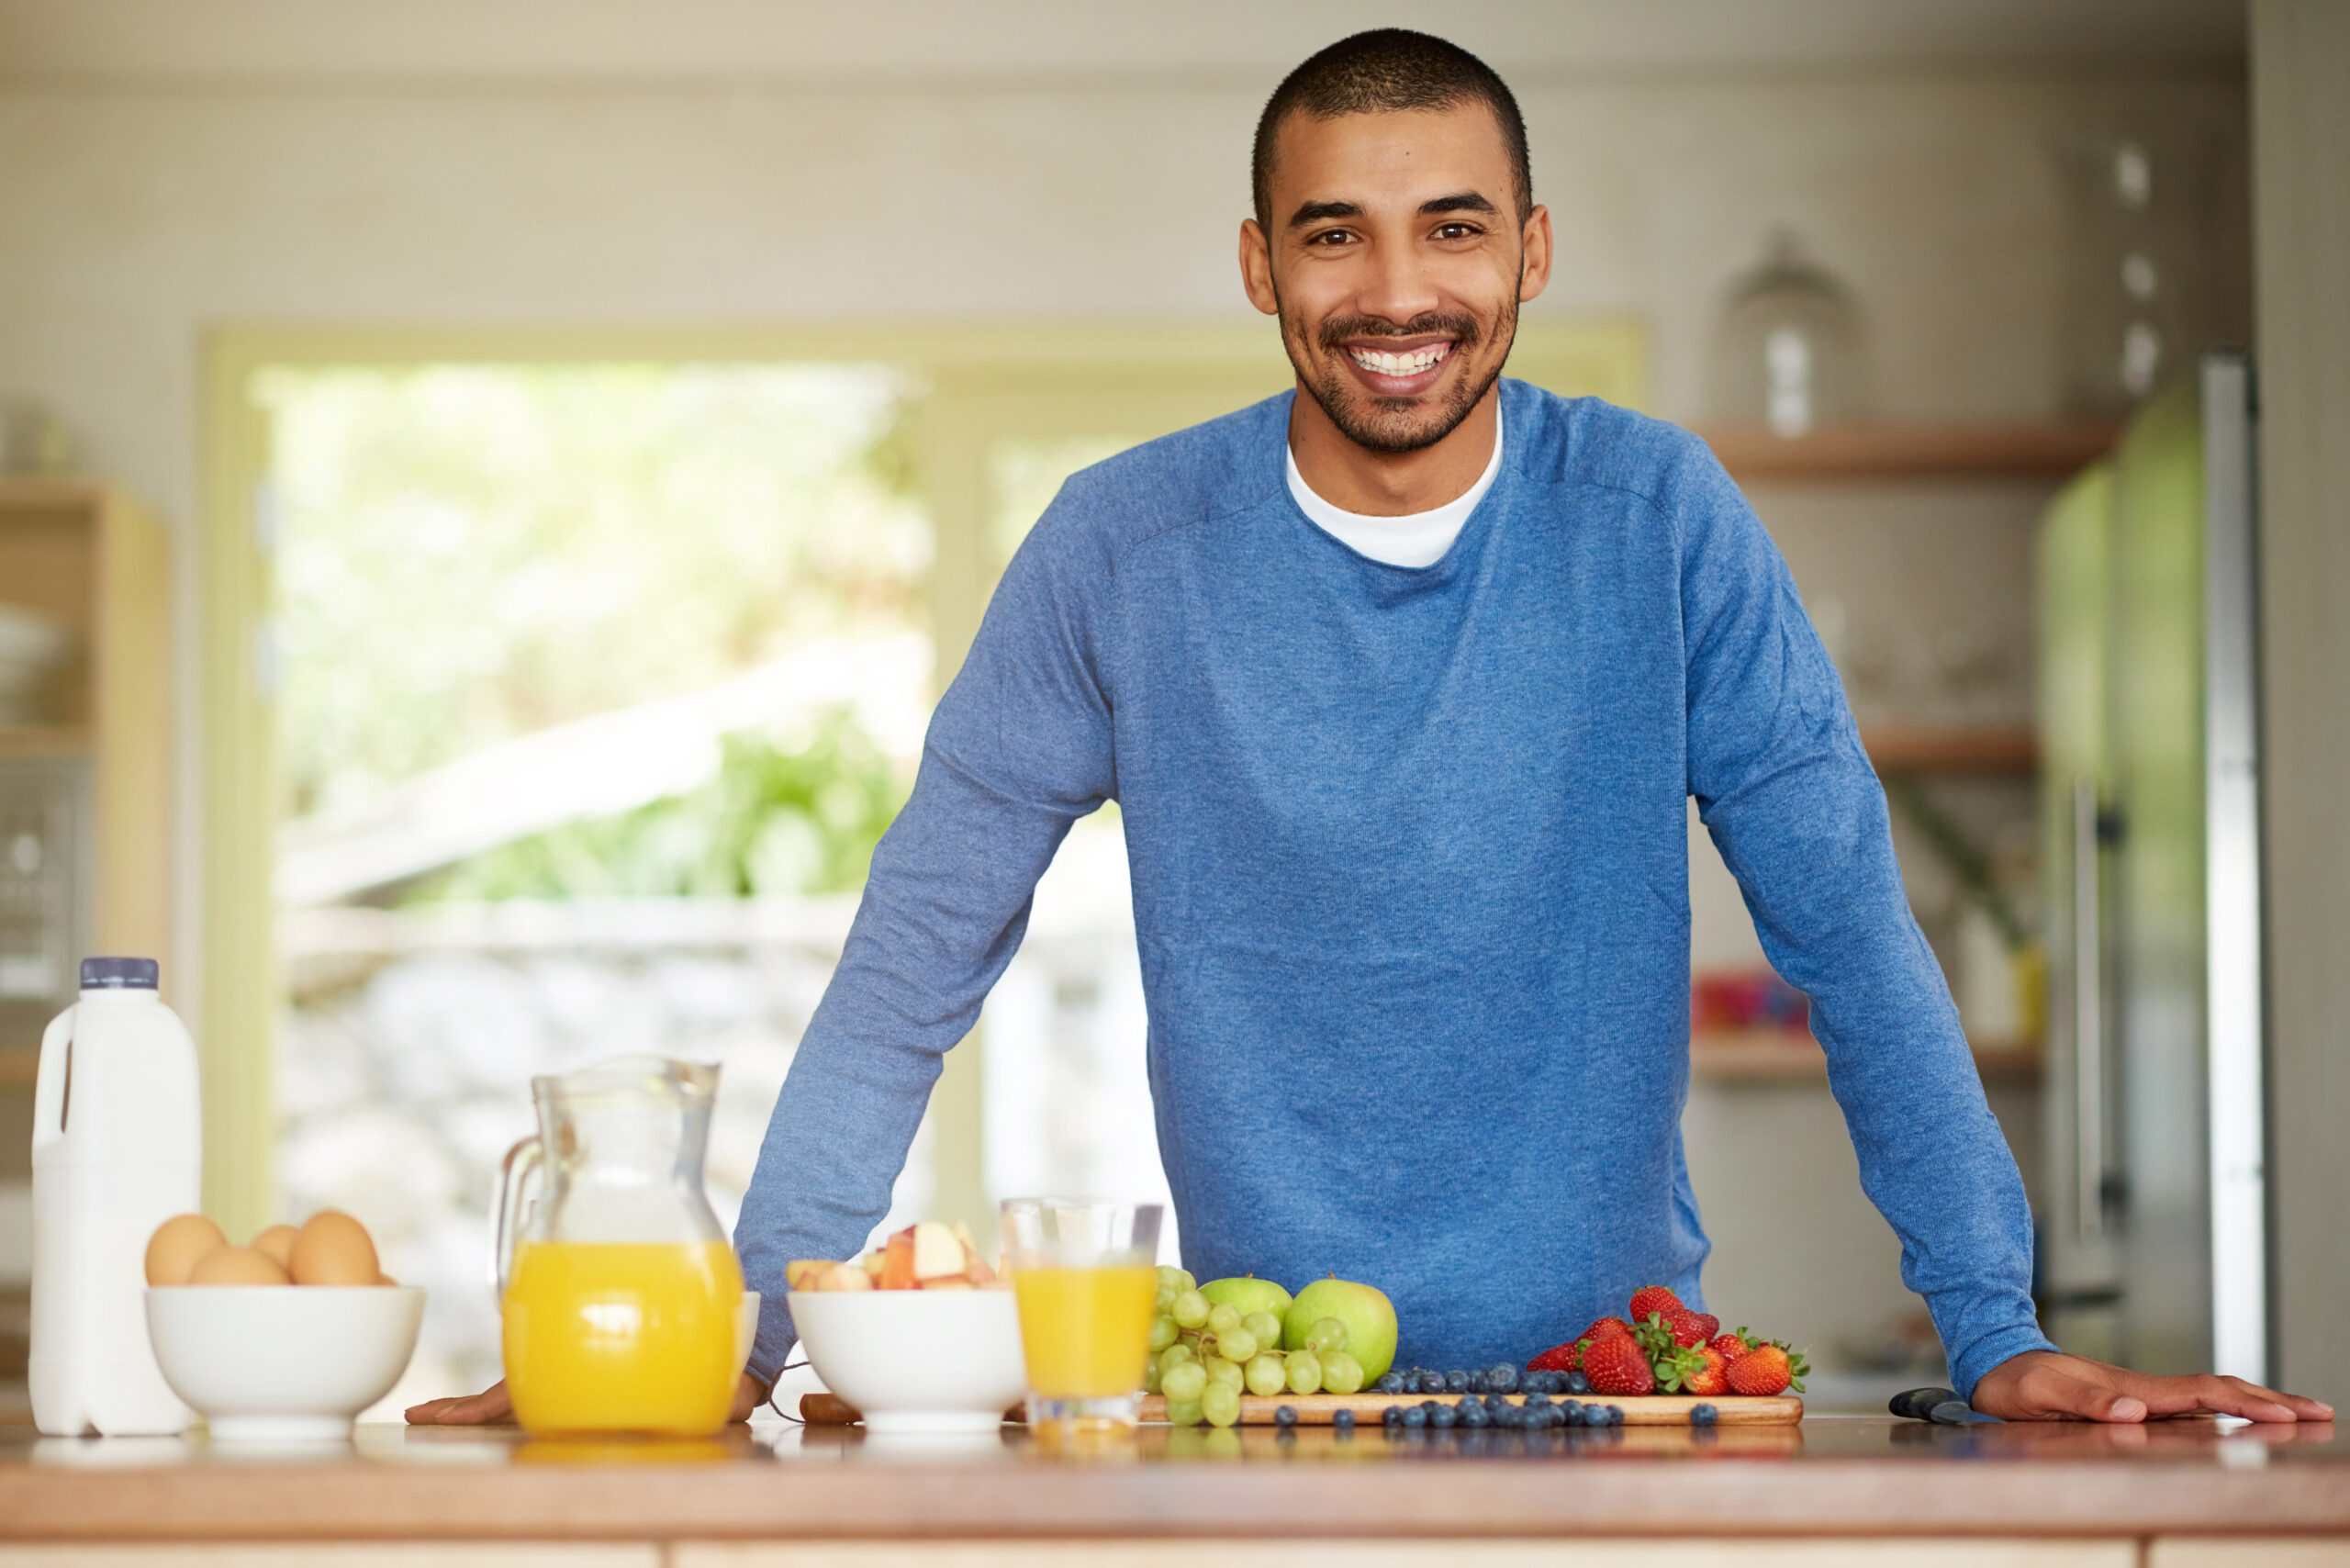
404,1382,515,1426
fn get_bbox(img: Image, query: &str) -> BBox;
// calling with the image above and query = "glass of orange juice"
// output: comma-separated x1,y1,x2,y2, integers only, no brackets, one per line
1000,1197,1163,1433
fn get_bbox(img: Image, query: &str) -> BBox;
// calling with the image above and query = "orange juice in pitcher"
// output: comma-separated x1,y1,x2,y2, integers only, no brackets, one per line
494,1058,744,1436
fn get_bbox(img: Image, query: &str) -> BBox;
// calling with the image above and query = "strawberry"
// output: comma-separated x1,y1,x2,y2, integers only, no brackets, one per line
1657,1306,1712,1348
1628,1284,1682,1321
1709,1331,1750,1362
1527,1339,1581,1372
1581,1331,1657,1396
1648,1341,1707,1393
1681,1344,1729,1397
1726,1340,1809,1396
1578,1316,1635,1345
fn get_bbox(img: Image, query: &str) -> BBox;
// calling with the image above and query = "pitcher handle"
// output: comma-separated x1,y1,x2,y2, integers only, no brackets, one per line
492,1135,544,1298
31,1004,75,1153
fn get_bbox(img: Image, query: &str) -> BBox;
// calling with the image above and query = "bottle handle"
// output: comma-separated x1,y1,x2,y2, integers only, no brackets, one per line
492,1135,544,1298
31,1004,75,1151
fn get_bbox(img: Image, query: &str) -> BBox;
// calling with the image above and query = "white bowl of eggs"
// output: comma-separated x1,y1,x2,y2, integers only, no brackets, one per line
143,1210,424,1442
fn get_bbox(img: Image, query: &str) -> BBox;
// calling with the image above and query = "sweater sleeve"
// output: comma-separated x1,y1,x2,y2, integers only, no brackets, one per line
1668,436,2054,1399
733,496,1117,1384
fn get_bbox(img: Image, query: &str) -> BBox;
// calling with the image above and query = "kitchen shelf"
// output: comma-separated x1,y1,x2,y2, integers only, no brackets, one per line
0,726,91,759
1692,1027,2042,1083
1701,423,2119,482
1859,725,2037,776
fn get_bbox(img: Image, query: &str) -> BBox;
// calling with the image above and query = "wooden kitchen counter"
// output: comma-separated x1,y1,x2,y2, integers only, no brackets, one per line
1,1417,2345,1564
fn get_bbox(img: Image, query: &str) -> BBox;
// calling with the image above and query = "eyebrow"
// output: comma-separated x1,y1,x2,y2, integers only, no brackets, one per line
1285,191,1499,229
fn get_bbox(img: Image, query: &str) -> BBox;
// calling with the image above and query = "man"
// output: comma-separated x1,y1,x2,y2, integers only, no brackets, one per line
414,29,2326,1428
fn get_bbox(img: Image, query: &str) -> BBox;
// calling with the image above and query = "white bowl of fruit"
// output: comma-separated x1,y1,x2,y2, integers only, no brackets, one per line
787,1221,1024,1435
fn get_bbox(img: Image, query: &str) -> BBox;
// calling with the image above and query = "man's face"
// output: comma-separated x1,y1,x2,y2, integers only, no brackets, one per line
1242,103,1550,454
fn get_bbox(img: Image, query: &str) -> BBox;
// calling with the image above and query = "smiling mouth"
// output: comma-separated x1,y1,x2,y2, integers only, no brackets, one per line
1346,341,1453,378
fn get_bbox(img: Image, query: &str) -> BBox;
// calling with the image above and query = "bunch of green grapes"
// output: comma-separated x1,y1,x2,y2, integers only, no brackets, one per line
1143,1266,1364,1428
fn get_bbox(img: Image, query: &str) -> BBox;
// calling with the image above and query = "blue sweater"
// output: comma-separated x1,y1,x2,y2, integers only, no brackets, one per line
737,379,2054,1397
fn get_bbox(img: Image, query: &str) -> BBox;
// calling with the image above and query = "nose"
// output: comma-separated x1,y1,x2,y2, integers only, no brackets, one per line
1354,236,1443,330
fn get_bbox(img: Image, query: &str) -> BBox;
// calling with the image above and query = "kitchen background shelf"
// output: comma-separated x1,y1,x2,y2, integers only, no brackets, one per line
1692,1026,2042,1083
1701,423,2121,482
1857,725,2037,776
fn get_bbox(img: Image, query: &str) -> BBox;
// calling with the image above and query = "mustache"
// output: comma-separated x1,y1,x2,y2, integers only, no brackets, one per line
1315,311,1483,354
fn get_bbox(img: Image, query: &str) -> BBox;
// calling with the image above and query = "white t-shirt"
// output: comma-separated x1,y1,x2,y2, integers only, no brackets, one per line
1284,407,1505,569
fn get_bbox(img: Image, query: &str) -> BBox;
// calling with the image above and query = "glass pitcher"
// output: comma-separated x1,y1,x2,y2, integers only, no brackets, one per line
493,1055,745,1437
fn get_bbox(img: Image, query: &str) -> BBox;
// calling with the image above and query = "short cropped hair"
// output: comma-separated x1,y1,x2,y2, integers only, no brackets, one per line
1252,29,1532,230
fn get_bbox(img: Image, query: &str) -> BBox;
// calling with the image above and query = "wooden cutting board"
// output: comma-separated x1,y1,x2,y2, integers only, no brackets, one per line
800,1391,1801,1427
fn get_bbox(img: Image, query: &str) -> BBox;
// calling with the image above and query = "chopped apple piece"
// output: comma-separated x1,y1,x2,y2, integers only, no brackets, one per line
862,1249,888,1282
919,1276,975,1291
822,1262,873,1292
785,1260,833,1292
911,1220,965,1281
879,1229,916,1290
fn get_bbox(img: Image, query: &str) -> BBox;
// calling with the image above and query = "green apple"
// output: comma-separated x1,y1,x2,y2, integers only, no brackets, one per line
1281,1276,1397,1383
1198,1275,1293,1319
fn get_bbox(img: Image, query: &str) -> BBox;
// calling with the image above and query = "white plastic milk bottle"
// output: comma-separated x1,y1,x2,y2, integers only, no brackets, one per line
29,957,200,1436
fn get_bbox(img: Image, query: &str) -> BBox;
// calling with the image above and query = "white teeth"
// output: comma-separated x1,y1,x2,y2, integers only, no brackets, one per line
1348,342,1450,375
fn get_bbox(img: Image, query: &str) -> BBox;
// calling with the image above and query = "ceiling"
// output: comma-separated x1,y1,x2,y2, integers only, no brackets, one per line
0,0,2246,85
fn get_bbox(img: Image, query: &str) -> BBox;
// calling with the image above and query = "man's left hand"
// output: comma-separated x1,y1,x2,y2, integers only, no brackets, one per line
1972,1350,2334,1423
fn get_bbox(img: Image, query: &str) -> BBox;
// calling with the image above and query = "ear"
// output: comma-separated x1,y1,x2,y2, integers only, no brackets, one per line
1238,219,1280,317
1518,205,1555,305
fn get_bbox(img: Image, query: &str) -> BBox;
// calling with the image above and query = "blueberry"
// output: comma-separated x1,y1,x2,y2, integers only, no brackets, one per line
1429,1405,1457,1428
1607,1405,1626,1427
1401,1406,1427,1428
1562,1371,1592,1395
1374,1372,1404,1395
1458,1402,1486,1428
1445,1371,1471,1394
1274,1405,1298,1427
1690,1404,1718,1428
1467,1371,1492,1394
1520,1370,1550,1394
1561,1399,1583,1421
1487,1363,1518,1394
1525,1391,1550,1408
1417,1370,1448,1394
1382,1405,1404,1426
1334,1408,1356,1431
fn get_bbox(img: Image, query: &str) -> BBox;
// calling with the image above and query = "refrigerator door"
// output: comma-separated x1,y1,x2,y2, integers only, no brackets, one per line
2037,463,2122,1356
2109,370,2213,1376
2198,352,2266,1385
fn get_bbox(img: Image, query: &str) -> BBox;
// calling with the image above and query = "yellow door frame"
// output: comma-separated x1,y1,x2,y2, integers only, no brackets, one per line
196,317,1648,1238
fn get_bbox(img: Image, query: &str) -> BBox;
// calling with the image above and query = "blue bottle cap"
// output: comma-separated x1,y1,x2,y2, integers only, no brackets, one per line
81,957,160,991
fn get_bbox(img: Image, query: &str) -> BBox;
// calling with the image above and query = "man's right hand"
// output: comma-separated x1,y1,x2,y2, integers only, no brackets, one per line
405,1372,776,1426
405,1379,515,1425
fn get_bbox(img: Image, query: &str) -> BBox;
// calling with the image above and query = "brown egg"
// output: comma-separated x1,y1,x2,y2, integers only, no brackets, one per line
375,1272,398,1287
289,1209,379,1286
187,1245,292,1286
145,1213,229,1286
252,1224,299,1268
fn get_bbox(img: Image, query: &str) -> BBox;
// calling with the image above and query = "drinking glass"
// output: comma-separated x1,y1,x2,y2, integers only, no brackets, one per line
999,1198,1163,1433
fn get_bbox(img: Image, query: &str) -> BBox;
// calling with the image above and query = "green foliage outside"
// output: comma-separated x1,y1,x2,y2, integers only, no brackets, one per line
414,710,909,902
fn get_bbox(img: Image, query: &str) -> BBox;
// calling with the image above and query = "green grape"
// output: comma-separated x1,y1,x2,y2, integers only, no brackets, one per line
1285,1349,1323,1394
1166,1399,1205,1428
1158,1342,1194,1376
1202,1428,1243,1459
1157,1264,1187,1292
1174,1269,1197,1293
1216,1327,1259,1363
1304,1316,1348,1356
1144,1359,1163,1395
1245,1352,1290,1396
1242,1311,1282,1347
1153,1285,1178,1315
1147,1315,1180,1353
1206,1356,1246,1392
1201,1382,1241,1428
1171,1290,1210,1329
1161,1360,1208,1405
1205,1303,1242,1338
1321,1350,1364,1394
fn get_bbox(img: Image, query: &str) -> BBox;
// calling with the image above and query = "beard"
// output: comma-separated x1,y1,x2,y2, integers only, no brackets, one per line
1279,296,1517,454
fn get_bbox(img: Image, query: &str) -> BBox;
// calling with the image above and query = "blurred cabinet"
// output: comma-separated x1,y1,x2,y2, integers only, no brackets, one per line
0,481,173,1125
